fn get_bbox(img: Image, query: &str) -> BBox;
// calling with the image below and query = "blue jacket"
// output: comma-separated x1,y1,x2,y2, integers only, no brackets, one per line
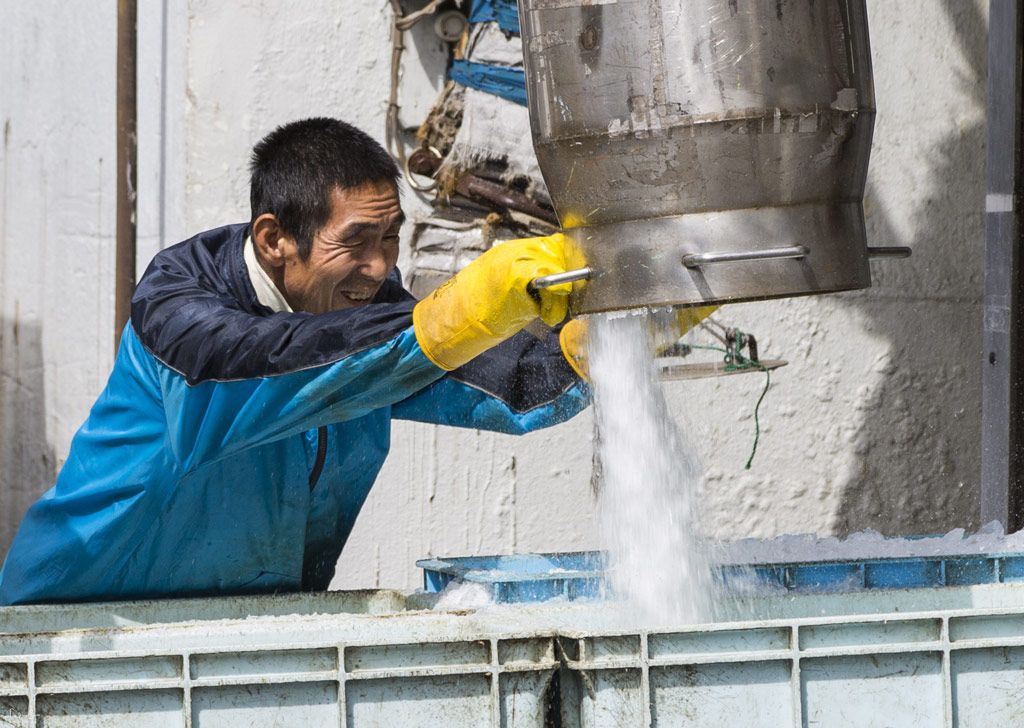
0,224,588,604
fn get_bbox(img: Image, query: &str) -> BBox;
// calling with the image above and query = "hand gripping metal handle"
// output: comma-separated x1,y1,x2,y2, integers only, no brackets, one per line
528,267,593,292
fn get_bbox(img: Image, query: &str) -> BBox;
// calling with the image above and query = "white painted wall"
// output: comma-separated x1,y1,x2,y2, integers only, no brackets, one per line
0,0,183,549
0,1,988,591
0,3,116,545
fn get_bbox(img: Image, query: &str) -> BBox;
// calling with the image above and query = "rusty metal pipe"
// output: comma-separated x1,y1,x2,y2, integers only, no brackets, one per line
115,0,138,352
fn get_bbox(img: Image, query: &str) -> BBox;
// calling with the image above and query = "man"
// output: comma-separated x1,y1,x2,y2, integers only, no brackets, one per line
0,118,590,604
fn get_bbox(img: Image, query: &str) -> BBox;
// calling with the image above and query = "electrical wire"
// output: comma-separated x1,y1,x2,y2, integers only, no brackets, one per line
395,0,445,30
386,0,442,192
689,332,772,470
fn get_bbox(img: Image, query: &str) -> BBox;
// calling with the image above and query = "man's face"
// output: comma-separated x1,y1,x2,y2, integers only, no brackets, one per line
281,180,404,314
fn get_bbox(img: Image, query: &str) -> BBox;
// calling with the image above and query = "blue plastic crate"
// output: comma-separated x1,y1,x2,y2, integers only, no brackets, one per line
417,550,1024,603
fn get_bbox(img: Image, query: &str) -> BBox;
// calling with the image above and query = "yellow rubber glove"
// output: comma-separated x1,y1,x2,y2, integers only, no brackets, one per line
560,305,719,380
413,233,577,371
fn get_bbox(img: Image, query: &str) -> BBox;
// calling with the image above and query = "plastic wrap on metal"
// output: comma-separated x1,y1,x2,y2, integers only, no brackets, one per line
518,0,876,313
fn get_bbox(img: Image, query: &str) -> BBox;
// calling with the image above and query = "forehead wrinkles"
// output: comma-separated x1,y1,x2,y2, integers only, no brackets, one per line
334,182,399,208
329,186,401,228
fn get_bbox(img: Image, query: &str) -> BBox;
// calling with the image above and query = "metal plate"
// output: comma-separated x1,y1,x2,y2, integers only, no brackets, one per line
565,205,872,314
658,359,787,381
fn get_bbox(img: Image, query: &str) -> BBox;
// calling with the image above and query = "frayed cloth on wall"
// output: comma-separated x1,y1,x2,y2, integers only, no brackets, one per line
436,21,540,186
406,16,554,297
440,86,543,185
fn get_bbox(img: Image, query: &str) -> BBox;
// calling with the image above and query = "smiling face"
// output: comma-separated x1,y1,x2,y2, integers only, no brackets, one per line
252,179,404,314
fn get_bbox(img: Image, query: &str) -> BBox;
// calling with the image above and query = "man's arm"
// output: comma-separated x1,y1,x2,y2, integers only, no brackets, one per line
391,328,590,435
152,323,443,472
136,228,583,465
132,241,446,472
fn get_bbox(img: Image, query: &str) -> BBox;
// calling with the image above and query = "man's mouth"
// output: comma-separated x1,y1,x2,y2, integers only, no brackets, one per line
340,290,375,303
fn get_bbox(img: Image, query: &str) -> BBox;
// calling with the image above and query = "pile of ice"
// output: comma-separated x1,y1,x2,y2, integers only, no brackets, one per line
434,581,495,610
718,522,1024,565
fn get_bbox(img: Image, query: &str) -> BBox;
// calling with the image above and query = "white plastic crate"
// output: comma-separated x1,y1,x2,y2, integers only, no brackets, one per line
4,585,1024,726
556,607,1024,727
0,592,560,728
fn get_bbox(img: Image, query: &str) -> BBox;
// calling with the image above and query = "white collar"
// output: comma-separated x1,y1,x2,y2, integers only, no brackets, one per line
243,236,293,313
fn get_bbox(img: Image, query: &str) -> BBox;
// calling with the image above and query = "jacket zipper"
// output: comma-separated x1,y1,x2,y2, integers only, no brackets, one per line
308,426,328,491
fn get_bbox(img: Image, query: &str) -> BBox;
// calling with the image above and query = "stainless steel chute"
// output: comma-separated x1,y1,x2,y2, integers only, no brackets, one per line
519,0,890,313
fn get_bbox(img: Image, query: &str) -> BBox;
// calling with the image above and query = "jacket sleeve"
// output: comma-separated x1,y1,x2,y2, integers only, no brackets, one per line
391,328,590,435
153,324,443,472
131,244,445,472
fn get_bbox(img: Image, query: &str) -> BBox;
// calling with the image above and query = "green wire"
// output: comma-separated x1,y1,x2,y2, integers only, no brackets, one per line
744,368,771,470
685,333,771,469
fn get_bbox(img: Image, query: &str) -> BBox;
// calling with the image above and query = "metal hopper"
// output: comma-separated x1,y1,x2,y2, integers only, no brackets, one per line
520,0,906,314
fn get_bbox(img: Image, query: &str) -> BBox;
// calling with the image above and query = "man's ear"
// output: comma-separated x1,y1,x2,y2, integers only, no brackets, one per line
251,214,295,268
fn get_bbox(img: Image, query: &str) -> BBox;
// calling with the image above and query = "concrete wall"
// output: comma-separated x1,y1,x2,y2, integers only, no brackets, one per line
0,1,988,591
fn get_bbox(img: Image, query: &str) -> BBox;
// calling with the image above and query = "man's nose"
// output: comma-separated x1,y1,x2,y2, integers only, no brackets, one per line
357,240,390,281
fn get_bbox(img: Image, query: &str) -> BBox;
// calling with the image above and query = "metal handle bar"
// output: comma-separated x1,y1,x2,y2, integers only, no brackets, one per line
867,246,912,258
529,244,909,291
682,245,809,268
529,266,593,291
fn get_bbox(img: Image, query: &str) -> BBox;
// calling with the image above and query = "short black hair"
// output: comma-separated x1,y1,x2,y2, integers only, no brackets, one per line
249,117,400,259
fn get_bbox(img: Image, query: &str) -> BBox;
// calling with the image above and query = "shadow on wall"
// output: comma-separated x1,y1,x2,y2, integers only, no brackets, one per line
832,0,985,536
0,317,55,558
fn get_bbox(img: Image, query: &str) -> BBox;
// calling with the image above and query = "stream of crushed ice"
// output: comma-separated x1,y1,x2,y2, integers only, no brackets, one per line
587,311,714,624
